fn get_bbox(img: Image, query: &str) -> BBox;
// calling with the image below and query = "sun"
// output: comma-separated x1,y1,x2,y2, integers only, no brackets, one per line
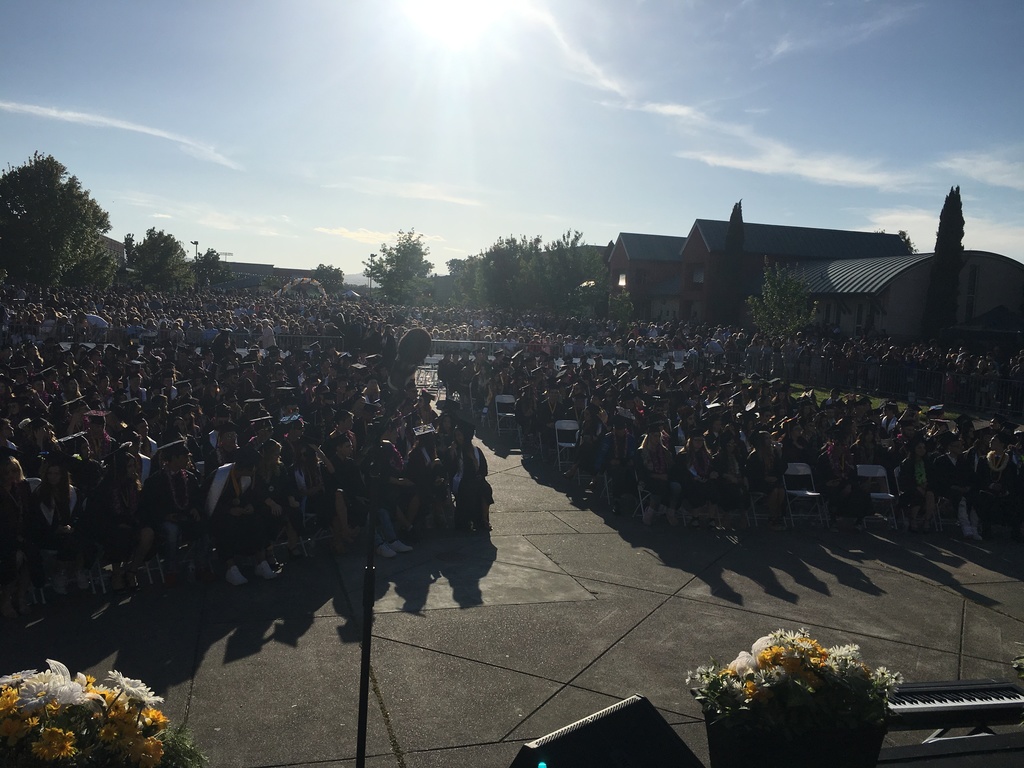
404,0,510,50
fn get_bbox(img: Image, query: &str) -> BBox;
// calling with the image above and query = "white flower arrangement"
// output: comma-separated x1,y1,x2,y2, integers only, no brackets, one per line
687,628,903,737
0,659,204,767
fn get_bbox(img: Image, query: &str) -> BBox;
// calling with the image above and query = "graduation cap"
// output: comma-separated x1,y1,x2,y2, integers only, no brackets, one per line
85,410,110,423
926,404,946,419
437,399,461,414
157,438,190,457
250,415,274,430
610,413,632,429
280,414,304,427
172,401,198,415
243,397,265,405
412,424,436,437
39,450,80,469
453,418,476,440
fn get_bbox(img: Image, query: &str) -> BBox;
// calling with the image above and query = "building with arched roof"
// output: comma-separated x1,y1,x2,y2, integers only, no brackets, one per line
793,250,1024,339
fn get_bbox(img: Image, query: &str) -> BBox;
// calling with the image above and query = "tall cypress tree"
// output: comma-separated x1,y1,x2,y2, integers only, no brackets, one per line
723,200,745,323
920,186,965,336
708,200,744,325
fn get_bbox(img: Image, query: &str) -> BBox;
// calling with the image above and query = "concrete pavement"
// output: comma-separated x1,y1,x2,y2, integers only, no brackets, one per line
3,427,1023,767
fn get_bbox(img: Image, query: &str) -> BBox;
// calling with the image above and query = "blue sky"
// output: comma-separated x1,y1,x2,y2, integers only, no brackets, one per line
2,0,1022,281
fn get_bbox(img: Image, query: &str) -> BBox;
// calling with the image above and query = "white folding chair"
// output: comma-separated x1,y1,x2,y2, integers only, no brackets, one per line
554,419,580,473
632,469,655,521
748,491,769,528
856,464,898,529
783,462,828,527
494,394,520,442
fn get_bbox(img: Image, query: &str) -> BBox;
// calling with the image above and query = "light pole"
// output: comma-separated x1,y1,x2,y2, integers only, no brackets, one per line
190,240,199,287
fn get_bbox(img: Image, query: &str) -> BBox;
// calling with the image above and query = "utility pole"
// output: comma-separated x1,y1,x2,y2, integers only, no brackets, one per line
190,240,199,287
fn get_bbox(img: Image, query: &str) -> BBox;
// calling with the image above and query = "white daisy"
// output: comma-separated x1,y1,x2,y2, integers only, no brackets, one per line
106,670,164,706
0,669,40,687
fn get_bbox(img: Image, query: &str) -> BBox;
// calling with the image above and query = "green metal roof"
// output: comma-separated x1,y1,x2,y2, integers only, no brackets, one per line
789,252,933,294
618,232,686,262
693,219,911,260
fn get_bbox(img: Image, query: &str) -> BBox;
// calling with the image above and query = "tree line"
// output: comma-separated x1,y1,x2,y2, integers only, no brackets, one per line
0,152,970,336
0,153,347,292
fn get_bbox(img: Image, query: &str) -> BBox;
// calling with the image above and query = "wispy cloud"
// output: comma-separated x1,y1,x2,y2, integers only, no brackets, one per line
0,100,241,170
635,100,913,190
315,227,445,245
763,6,919,64
866,205,1024,258
314,227,399,245
936,147,1024,192
520,3,628,97
123,192,290,238
326,177,482,207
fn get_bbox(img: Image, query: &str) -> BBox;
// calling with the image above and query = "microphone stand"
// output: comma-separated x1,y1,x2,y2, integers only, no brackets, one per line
354,336,429,768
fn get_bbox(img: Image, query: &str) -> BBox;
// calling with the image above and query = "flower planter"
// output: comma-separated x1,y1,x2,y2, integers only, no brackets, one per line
705,718,886,768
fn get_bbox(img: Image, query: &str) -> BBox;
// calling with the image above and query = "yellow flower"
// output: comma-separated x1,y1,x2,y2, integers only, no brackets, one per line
742,680,772,702
128,734,164,766
141,707,169,731
0,687,18,716
0,715,37,746
31,727,77,761
99,722,121,743
779,656,802,675
757,645,786,669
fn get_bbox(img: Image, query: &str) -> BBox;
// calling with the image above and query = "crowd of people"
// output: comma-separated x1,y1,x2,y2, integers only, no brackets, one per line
0,281,1021,620
0,286,505,618
1,283,1020,408
461,345,1024,540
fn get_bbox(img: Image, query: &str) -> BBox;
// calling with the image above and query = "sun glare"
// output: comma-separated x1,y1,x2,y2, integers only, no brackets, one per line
405,0,510,49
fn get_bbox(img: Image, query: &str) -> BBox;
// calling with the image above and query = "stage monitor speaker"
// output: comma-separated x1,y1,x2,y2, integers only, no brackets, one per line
508,694,704,768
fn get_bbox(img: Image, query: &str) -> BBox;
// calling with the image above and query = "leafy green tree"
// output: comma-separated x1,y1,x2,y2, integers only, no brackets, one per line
363,229,433,304
475,235,542,310
609,290,635,324
445,256,480,306
312,263,345,293
0,152,115,285
127,228,194,291
921,186,965,335
532,231,604,313
196,248,233,286
897,229,916,254
454,230,603,312
875,228,917,254
746,260,817,337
